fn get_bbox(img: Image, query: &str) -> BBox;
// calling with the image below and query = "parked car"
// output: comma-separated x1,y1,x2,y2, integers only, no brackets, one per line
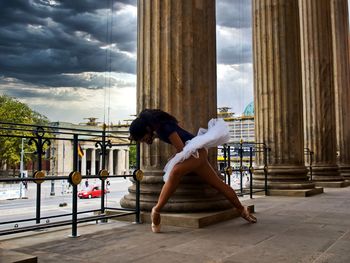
78,186,106,199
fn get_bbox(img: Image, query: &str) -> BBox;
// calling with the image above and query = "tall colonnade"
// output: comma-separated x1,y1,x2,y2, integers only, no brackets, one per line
122,0,350,212
253,0,350,193
55,142,129,177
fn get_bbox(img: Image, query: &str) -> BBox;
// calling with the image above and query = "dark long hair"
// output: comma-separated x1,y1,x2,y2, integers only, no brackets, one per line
129,109,178,141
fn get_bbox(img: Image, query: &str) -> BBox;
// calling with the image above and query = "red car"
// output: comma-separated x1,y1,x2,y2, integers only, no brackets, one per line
78,186,106,199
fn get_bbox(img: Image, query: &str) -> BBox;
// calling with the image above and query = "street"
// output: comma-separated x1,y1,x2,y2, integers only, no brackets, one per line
0,178,132,231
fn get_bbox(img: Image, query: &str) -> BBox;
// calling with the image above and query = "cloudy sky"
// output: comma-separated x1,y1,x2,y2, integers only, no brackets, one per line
0,1,348,124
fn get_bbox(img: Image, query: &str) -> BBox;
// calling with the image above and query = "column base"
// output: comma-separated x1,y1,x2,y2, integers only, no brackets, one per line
253,165,318,191
261,187,324,197
106,205,254,228
314,181,350,188
120,172,233,212
339,165,350,181
311,164,346,188
310,165,345,184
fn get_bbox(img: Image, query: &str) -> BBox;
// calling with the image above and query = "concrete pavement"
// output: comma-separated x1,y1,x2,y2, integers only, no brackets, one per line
1,186,350,262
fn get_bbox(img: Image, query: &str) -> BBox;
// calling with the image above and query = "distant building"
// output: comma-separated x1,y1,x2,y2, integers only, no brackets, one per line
218,102,255,143
49,120,130,177
218,102,255,168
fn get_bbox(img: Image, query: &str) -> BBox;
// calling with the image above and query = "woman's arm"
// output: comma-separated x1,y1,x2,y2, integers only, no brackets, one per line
168,132,185,152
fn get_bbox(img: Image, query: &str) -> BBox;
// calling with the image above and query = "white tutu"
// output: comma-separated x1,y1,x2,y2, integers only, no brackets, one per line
163,118,230,181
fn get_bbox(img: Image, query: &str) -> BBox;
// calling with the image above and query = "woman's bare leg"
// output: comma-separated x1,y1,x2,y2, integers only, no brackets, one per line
152,148,256,227
196,160,244,211
195,151,256,222
150,154,203,228
153,154,203,213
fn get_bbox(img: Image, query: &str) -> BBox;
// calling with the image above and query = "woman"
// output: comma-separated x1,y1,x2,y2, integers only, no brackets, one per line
129,109,257,233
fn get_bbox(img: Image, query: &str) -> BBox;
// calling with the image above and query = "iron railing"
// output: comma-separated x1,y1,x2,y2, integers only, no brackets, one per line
218,141,270,197
304,148,314,181
0,122,142,237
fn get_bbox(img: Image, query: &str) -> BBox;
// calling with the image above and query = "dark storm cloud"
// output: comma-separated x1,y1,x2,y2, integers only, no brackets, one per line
216,26,252,65
217,48,252,65
2,86,80,101
216,0,253,65
0,0,137,88
216,0,252,28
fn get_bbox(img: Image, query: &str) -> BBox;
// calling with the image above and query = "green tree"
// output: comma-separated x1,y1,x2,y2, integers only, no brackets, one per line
0,95,49,175
129,144,137,170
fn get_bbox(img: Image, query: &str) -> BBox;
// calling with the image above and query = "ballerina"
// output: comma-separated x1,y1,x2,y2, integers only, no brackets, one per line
129,109,257,233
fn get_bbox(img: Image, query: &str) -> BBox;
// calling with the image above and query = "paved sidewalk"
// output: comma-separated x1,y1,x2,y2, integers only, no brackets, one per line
1,187,350,263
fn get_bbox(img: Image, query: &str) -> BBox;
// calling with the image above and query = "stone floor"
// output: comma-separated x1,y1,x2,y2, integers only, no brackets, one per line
1,186,350,263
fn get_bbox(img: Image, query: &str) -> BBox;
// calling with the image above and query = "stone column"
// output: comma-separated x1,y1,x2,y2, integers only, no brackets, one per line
81,149,87,176
113,150,118,175
125,149,130,174
117,149,125,175
99,152,103,170
121,0,232,211
252,0,321,196
299,0,345,187
108,149,114,175
331,0,350,180
91,149,96,175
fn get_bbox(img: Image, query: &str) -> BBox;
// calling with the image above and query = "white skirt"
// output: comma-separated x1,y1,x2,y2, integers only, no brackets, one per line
163,118,230,181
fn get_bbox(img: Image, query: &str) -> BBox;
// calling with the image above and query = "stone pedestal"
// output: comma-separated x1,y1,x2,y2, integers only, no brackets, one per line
121,0,232,212
252,0,320,196
331,0,350,181
107,205,255,228
299,0,345,187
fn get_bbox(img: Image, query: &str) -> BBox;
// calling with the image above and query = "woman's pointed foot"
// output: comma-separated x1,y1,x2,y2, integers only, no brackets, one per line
240,206,257,223
151,207,161,233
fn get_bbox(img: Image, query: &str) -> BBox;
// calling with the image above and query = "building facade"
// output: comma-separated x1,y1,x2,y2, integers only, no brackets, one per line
218,102,255,143
49,122,130,177
217,104,255,169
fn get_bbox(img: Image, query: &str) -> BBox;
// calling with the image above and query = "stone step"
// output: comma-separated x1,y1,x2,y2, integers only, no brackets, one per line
0,248,37,263
104,205,255,228
267,187,324,197
315,181,350,188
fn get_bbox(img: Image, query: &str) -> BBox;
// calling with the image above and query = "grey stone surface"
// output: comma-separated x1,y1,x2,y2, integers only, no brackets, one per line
1,187,350,262
0,248,37,263
125,205,254,228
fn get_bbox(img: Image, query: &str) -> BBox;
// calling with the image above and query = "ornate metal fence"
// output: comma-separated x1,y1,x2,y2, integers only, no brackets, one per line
218,141,270,198
0,122,142,237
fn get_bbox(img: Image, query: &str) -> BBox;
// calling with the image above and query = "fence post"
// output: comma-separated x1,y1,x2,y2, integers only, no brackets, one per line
263,144,268,196
101,125,106,215
249,146,253,199
239,141,243,194
71,134,79,237
223,144,227,183
32,127,46,224
36,135,42,224
309,151,313,181
135,143,141,223
227,145,231,186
